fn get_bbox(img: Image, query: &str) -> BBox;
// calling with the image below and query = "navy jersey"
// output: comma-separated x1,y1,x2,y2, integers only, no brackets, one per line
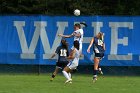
93,37,105,53
55,46,69,62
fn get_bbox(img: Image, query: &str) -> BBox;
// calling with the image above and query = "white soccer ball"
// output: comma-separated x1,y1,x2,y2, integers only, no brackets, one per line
74,9,80,16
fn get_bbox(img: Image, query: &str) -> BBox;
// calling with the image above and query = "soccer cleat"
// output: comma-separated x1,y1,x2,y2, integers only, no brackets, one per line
50,78,54,82
92,77,97,83
69,81,72,84
65,79,72,84
99,70,103,75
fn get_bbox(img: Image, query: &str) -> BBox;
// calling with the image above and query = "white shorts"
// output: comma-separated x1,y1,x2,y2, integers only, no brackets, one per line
67,61,78,70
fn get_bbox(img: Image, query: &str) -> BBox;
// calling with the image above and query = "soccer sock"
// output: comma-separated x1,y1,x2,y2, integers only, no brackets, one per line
98,65,102,71
68,73,72,79
98,67,102,71
93,70,98,78
62,71,71,80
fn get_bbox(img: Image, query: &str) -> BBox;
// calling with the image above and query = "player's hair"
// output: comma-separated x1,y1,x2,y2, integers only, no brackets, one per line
74,23,81,29
61,39,68,50
73,40,79,50
99,32,104,41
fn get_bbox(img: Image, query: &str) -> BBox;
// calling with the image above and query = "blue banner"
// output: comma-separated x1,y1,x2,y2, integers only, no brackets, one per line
0,15,140,66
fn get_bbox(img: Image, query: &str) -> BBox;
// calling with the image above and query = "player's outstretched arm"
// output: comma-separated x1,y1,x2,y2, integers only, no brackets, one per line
58,34,73,38
87,38,94,53
50,53,57,59
50,46,59,59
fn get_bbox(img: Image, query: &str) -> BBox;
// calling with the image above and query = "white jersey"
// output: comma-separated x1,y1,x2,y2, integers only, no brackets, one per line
72,29,83,44
72,48,80,65
67,48,80,69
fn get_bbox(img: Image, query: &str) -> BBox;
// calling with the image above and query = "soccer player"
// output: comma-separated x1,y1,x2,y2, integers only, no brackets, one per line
58,23,84,55
62,40,80,84
87,32,105,82
50,39,69,81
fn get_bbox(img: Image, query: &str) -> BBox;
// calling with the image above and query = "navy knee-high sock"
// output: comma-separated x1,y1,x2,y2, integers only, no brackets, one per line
93,70,98,78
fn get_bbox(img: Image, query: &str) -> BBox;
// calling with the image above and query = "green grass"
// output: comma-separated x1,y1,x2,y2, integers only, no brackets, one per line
0,74,140,93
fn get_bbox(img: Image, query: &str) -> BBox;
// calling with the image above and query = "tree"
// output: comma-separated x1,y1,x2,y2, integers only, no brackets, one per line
0,0,140,15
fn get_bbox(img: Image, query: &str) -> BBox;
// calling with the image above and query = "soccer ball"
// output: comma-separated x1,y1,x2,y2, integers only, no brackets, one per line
74,9,80,16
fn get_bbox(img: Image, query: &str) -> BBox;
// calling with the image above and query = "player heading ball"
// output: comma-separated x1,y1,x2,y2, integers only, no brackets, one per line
58,23,84,55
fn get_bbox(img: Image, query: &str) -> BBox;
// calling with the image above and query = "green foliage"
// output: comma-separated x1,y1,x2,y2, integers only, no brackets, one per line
0,0,140,15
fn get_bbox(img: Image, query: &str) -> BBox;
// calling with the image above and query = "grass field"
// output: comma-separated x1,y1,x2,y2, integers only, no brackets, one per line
0,74,140,93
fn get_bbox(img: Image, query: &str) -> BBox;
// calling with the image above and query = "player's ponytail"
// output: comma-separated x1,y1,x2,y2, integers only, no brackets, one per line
73,40,79,50
80,22,87,27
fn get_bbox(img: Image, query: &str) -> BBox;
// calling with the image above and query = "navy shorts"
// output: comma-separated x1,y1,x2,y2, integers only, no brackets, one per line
95,53,104,59
56,61,68,69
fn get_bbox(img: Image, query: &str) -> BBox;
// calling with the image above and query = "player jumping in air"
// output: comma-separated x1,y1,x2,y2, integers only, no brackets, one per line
62,40,80,84
50,39,69,81
58,23,84,55
87,32,105,82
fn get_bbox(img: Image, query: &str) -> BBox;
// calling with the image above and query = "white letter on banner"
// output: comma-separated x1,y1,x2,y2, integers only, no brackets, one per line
108,22,133,60
14,21,47,59
92,22,103,36
43,22,68,59
14,21,68,59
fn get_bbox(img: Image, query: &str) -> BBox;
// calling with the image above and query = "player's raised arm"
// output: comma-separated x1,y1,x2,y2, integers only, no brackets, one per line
50,46,60,59
87,38,94,53
102,33,106,51
50,53,57,59
58,34,73,38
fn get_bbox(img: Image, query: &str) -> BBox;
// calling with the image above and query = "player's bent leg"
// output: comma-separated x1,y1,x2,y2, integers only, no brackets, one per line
50,67,59,81
62,66,72,84
98,65,103,75
93,57,100,83
68,73,71,78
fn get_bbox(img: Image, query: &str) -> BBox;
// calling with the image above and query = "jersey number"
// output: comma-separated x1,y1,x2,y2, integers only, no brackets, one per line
60,49,67,56
98,40,103,46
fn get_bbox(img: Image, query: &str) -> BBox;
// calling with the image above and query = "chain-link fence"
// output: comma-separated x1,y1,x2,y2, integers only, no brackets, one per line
0,64,140,76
